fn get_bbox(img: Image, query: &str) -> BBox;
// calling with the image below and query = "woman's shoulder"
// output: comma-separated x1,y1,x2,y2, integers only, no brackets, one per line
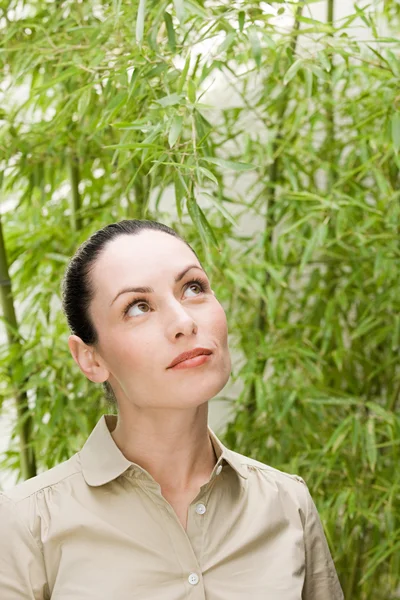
229,447,309,498
0,453,83,548
2,452,81,506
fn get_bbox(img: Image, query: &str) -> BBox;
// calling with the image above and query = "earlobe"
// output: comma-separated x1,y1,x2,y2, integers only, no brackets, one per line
67,335,109,384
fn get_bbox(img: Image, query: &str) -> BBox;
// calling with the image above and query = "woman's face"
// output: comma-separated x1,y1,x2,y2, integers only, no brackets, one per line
87,230,232,409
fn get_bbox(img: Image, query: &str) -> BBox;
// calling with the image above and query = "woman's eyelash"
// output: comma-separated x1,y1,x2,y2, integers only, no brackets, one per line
122,277,209,317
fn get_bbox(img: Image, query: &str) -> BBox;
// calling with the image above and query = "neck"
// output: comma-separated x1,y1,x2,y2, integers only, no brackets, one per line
109,402,217,493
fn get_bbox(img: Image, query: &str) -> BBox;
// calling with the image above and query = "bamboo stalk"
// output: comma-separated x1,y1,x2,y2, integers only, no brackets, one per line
325,0,335,191
68,152,82,232
0,216,37,480
134,175,148,218
245,3,303,416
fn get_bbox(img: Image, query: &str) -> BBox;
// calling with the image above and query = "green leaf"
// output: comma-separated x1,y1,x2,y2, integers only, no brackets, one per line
187,79,196,103
136,0,147,45
184,0,207,18
318,50,331,72
77,88,92,119
304,67,313,97
197,167,218,186
201,157,256,171
164,12,176,52
217,32,236,55
155,93,183,107
168,115,183,147
173,0,185,23
44,253,69,264
128,69,139,100
283,59,305,86
297,15,334,33
200,192,239,228
177,52,191,93
238,10,245,33
174,172,187,220
324,416,353,454
385,50,400,77
248,27,261,69
36,66,78,92
365,417,377,472
300,220,328,272
365,402,395,425
186,194,220,251
391,113,400,152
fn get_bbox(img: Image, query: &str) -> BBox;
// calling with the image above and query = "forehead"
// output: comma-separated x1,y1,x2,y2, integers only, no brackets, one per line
90,230,198,298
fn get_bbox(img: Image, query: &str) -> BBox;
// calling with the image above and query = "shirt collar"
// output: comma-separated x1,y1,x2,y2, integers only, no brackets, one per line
80,414,248,487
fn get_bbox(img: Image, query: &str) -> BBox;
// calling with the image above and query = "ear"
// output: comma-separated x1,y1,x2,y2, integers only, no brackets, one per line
68,335,110,384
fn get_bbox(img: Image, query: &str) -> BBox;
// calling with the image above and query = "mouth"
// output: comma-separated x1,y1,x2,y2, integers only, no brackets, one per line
167,348,213,369
168,353,213,370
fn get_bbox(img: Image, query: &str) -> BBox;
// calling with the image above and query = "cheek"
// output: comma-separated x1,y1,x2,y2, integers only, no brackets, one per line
208,301,229,343
97,327,147,373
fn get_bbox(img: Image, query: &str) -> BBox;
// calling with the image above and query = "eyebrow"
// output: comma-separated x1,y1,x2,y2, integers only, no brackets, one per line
110,265,206,306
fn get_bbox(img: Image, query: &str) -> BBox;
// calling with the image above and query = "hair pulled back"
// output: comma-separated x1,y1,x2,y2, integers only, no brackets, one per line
61,219,200,403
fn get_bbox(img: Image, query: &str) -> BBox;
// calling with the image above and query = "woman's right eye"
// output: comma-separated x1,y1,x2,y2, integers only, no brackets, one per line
124,299,150,318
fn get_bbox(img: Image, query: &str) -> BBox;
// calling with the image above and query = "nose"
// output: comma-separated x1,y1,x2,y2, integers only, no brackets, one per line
164,300,198,339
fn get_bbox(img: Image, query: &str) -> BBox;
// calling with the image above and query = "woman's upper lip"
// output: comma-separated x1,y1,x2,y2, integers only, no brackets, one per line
167,347,212,368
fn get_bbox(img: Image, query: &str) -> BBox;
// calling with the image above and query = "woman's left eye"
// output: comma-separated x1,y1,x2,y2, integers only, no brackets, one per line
184,278,206,296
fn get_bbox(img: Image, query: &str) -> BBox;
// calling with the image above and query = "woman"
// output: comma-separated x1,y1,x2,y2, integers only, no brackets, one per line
0,219,344,599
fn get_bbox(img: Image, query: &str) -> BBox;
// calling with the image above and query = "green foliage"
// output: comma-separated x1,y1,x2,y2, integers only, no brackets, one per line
0,0,399,597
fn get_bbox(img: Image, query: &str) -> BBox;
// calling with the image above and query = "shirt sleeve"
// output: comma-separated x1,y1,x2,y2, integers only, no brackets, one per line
299,479,344,600
0,493,48,599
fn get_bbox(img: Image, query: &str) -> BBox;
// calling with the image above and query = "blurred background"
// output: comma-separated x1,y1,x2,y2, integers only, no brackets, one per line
1,0,399,597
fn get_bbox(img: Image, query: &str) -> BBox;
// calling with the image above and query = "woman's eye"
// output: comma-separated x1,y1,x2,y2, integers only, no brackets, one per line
125,301,150,318
184,281,203,296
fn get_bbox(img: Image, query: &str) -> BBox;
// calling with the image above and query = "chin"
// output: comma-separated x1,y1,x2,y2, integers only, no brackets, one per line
176,363,231,405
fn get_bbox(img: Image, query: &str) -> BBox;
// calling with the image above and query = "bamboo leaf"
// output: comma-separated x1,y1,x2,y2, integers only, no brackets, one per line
283,59,305,85
174,172,187,221
217,32,236,55
323,416,353,454
155,93,183,107
317,50,331,72
173,0,185,23
136,0,147,45
200,192,239,228
177,52,191,93
36,66,78,92
248,27,261,69
187,79,196,104
201,157,256,171
197,167,218,186
238,10,245,33
164,12,176,52
168,115,183,147
385,50,400,77
186,194,220,250
391,112,400,152
365,417,377,472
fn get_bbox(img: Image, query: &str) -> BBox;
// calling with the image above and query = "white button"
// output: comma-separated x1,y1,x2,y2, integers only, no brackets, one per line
195,503,206,515
216,464,223,475
188,573,199,585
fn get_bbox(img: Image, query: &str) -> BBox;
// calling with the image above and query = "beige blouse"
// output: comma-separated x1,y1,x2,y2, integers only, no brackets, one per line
0,414,344,599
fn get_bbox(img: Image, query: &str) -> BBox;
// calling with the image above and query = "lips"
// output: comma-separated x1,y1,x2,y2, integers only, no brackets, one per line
167,347,212,369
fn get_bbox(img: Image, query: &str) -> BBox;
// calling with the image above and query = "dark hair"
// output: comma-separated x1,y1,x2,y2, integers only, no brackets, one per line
61,219,201,403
